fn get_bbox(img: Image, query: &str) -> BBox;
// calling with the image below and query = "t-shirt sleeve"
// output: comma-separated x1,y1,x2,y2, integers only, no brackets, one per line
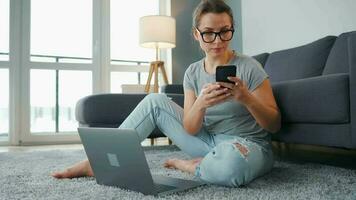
244,58,269,92
183,65,195,91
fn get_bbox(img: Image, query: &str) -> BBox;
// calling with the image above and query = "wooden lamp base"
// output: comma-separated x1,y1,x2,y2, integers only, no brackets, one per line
144,61,169,93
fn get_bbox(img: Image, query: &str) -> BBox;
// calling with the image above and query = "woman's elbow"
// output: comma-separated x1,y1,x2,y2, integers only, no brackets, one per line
268,113,281,133
183,121,199,135
183,125,198,135
268,123,281,133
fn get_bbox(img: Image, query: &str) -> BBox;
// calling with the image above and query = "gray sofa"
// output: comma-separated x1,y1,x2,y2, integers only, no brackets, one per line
76,31,356,149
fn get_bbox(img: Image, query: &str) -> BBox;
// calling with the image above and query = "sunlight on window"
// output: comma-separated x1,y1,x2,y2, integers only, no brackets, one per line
30,70,56,133
0,69,9,141
30,0,92,63
30,69,92,133
110,0,159,63
59,70,92,132
0,0,9,61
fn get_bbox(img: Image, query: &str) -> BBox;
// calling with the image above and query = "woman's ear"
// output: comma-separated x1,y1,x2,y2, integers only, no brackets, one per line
193,29,200,41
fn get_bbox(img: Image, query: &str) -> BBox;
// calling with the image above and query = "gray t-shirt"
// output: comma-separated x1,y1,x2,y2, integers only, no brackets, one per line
183,52,270,141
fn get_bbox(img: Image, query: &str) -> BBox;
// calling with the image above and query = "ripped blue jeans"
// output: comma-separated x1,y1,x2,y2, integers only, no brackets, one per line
119,93,274,187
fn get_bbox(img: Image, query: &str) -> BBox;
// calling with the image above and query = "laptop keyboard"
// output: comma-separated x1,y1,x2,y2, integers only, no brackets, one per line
154,183,177,193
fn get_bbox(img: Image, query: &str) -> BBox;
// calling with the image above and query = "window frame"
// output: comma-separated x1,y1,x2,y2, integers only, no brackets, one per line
0,66,10,145
18,0,98,144
3,0,172,146
0,0,10,145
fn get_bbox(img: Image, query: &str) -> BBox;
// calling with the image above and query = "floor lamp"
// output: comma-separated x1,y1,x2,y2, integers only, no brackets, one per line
139,15,176,93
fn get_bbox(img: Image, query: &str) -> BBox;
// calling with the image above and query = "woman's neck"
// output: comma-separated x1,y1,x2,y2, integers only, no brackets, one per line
204,50,234,74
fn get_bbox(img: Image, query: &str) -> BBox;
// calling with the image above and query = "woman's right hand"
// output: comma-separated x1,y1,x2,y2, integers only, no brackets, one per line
196,83,231,110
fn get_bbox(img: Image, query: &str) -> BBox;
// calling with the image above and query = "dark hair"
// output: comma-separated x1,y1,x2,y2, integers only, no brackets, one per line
192,0,235,28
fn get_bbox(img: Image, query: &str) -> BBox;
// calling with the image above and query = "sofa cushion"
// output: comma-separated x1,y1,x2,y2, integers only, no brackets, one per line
252,53,269,67
272,73,350,124
264,36,336,83
323,31,356,75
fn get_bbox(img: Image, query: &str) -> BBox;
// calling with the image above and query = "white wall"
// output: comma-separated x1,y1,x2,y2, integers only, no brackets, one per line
241,0,356,55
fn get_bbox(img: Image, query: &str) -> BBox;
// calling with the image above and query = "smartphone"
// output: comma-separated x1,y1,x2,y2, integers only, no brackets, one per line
215,65,236,84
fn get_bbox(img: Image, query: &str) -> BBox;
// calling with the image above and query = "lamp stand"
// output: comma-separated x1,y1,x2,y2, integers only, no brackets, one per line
144,61,169,93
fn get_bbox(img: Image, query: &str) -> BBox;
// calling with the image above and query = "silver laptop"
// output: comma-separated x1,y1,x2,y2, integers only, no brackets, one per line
78,127,205,196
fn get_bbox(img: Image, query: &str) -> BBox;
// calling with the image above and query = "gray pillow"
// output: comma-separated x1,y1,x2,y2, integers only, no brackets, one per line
323,31,356,75
264,36,336,83
252,53,269,67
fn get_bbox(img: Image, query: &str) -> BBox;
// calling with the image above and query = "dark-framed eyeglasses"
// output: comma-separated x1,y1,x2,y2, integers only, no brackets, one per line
195,27,235,43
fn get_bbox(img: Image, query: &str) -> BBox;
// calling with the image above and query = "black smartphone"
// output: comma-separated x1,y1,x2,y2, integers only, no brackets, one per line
215,65,236,84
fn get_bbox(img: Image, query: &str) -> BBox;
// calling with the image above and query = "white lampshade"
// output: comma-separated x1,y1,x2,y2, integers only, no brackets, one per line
139,15,176,49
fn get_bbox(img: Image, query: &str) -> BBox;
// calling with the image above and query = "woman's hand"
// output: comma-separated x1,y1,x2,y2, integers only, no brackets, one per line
217,76,253,105
219,77,281,133
196,83,231,110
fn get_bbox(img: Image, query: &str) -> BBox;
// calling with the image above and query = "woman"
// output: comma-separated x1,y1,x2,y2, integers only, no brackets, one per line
52,0,280,187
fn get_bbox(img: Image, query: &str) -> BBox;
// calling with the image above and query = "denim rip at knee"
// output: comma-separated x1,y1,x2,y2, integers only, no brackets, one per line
195,137,273,187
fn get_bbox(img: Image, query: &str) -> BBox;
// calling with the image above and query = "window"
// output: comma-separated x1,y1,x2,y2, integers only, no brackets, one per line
30,70,92,133
110,0,160,93
30,69,56,133
29,0,93,136
110,0,158,63
58,70,92,132
0,0,9,142
0,0,9,61
0,69,9,141
3,0,171,145
30,0,92,63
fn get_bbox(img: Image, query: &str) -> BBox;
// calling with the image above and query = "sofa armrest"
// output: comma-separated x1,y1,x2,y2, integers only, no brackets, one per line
348,32,356,148
75,93,184,139
75,93,147,127
272,73,350,124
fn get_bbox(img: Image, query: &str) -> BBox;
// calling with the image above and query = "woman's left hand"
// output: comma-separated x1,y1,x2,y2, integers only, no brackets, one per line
217,76,253,105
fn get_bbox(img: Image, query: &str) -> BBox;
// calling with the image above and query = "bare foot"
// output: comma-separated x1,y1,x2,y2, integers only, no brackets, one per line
164,158,180,169
51,159,94,179
164,158,203,174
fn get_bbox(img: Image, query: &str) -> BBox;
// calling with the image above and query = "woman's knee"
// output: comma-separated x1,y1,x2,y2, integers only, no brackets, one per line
143,93,169,105
196,143,250,187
